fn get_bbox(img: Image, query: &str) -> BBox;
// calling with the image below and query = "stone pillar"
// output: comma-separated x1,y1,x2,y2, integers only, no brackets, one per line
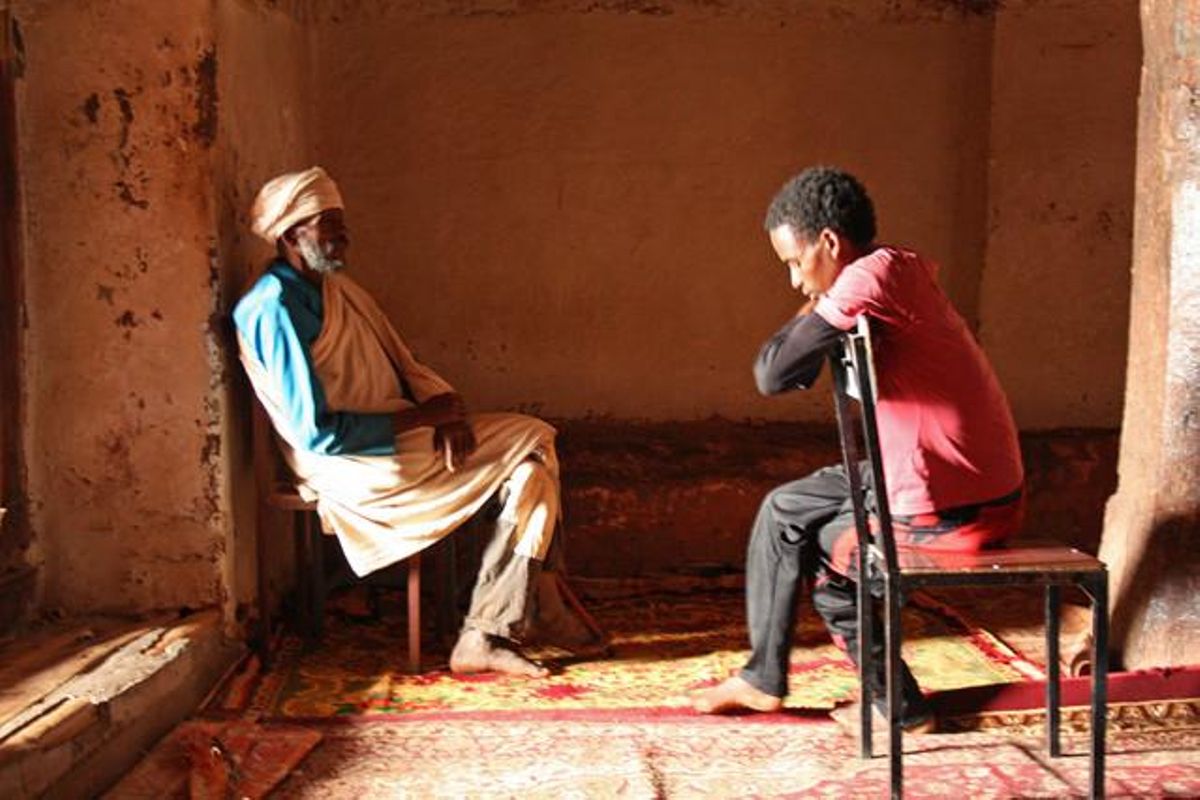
1099,0,1200,669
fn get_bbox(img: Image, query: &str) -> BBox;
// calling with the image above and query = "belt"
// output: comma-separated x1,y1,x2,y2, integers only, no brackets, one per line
895,486,1023,527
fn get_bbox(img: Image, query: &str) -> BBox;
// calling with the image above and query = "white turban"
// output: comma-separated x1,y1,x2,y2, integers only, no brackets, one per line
250,166,344,244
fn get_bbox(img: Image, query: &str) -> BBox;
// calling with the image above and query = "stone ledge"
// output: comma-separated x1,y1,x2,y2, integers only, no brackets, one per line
554,420,1117,577
0,610,241,799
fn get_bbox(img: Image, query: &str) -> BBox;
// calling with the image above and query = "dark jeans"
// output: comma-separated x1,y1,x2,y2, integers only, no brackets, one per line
738,463,930,721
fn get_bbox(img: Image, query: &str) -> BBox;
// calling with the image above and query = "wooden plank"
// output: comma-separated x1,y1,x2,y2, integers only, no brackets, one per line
2,697,98,755
0,623,151,732
898,544,1104,575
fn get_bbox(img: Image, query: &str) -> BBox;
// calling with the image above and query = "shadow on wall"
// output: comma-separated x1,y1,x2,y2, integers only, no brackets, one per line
1107,511,1200,670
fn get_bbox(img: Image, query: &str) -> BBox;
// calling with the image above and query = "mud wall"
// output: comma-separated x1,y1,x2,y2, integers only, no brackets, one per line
307,0,1138,428
12,0,311,618
6,0,1141,622
309,0,996,422
13,0,230,615
979,0,1141,429
213,0,314,637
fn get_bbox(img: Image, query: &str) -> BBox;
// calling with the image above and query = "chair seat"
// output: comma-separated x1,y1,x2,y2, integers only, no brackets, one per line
890,540,1105,576
267,482,317,511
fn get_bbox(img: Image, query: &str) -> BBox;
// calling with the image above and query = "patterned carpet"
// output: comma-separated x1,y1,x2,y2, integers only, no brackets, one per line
242,589,1038,720
108,588,1200,798
268,718,1200,799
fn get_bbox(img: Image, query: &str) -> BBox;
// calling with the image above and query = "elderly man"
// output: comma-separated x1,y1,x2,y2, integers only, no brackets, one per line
234,167,599,676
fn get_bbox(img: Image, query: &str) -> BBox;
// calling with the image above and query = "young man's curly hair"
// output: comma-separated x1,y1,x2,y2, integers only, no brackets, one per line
764,167,877,248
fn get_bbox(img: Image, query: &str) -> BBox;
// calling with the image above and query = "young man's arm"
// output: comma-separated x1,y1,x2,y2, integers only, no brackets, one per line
753,312,844,395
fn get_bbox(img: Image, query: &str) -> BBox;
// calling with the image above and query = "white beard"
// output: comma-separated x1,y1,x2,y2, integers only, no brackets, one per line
298,237,345,274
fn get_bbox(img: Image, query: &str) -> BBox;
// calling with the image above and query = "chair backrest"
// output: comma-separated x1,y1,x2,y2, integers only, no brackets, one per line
828,315,902,579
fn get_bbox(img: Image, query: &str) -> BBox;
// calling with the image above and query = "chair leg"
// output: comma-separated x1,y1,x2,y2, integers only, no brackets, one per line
554,572,606,641
857,560,874,759
1047,584,1061,757
1090,574,1108,800
407,552,422,674
309,512,326,641
294,510,316,645
436,538,459,644
885,577,903,800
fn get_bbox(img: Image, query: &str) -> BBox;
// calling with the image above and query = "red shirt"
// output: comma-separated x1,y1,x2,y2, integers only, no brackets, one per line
814,246,1024,516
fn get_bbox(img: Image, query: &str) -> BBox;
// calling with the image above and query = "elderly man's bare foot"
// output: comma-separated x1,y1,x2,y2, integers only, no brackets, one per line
691,676,783,714
449,629,549,678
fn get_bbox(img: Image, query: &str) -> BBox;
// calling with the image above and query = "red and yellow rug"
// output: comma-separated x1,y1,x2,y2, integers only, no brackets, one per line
115,589,1200,799
265,717,1200,799
238,589,1038,720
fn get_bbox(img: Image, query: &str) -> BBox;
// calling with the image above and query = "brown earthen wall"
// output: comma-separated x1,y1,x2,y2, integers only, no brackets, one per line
306,0,1138,429
559,420,1117,577
5,0,1142,623
979,0,1140,429
213,0,315,633
14,0,228,615
309,0,995,422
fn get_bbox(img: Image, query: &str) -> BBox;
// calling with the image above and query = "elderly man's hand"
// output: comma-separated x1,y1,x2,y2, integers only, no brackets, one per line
435,420,477,472
419,392,467,426
393,392,470,441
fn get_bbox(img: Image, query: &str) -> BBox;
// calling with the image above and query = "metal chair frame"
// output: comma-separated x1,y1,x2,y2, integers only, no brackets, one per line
829,316,1108,799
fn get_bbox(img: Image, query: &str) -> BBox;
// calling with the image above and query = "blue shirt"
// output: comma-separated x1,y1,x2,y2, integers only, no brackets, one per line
233,261,397,455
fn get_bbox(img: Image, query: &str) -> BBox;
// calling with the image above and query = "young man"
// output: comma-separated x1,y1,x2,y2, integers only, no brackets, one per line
691,167,1025,730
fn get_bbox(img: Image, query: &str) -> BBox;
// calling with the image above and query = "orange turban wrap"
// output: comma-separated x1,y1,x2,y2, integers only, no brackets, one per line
250,166,344,244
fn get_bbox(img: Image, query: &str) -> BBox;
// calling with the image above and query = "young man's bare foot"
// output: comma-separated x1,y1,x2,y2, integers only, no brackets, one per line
691,676,783,714
449,628,550,678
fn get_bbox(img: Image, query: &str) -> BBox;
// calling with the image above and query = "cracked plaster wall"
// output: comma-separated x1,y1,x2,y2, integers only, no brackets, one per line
12,0,311,617
7,0,1141,618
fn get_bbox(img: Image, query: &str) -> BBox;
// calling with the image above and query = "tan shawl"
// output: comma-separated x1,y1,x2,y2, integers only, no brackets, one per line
239,270,557,576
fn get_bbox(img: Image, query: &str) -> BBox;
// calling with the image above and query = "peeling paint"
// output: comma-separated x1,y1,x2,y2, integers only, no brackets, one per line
82,92,100,124
113,87,134,148
114,179,149,209
5,13,24,78
191,47,217,147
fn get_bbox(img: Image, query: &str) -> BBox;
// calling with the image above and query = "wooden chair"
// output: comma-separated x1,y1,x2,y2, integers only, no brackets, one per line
252,406,425,673
829,316,1108,799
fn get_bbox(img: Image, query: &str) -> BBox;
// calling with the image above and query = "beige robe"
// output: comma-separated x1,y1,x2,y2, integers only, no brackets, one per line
239,270,558,577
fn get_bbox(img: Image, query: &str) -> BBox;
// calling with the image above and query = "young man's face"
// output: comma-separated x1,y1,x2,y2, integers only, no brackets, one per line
768,224,840,299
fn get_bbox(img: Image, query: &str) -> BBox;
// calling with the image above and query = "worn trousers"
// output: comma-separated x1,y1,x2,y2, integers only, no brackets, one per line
460,458,561,641
739,462,1021,720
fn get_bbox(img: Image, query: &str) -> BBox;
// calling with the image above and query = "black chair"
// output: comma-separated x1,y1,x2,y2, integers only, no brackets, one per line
829,315,1108,799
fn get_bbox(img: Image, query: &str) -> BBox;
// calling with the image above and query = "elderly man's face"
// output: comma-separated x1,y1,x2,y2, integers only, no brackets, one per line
293,208,349,273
